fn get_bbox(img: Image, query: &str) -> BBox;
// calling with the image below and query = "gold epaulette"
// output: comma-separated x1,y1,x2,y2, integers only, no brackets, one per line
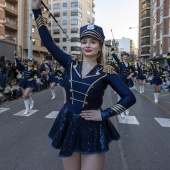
167,55,170,59
14,55,18,59
129,62,132,66
34,67,38,70
70,55,78,61
119,59,122,62
103,65,117,74
111,50,115,54
35,15,46,29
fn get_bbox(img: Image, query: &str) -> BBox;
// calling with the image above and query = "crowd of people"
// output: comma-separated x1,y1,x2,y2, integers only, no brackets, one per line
107,52,170,108
0,54,64,105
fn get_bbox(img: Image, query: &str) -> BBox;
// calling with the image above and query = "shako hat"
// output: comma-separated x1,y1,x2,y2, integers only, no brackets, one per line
80,24,105,43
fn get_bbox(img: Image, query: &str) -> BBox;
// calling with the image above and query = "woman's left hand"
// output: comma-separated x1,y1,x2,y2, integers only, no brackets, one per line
80,110,102,121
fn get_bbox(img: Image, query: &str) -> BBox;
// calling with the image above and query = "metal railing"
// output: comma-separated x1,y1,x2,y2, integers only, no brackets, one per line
4,18,17,28
4,2,18,13
141,3,150,10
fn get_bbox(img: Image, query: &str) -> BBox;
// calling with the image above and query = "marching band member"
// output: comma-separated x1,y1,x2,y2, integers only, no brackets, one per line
14,53,41,114
112,51,135,118
150,61,162,103
137,63,147,93
48,63,63,99
32,1,136,169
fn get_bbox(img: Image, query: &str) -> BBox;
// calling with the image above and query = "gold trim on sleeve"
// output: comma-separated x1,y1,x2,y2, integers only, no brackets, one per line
111,104,126,114
35,15,46,29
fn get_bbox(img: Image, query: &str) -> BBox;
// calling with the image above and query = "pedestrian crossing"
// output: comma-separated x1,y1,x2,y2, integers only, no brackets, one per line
0,107,170,128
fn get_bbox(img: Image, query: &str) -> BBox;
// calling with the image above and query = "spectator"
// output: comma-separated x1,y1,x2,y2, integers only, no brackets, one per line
0,56,7,89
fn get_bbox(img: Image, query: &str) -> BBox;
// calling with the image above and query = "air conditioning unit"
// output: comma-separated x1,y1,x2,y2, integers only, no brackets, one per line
5,18,9,23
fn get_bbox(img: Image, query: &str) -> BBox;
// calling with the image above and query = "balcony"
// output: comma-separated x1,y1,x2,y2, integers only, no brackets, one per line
141,3,150,11
92,2,95,8
141,21,150,28
141,13,150,19
4,2,18,16
4,18,17,30
141,32,150,37
141,41,150,46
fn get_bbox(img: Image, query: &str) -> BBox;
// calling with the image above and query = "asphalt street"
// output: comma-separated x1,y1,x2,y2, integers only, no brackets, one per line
0,84,170,170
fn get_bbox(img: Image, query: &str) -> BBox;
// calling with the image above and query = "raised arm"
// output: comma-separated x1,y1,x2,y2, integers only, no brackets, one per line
32,1,72,68
15,57,25,71
167,55,170,68
101,73,136,120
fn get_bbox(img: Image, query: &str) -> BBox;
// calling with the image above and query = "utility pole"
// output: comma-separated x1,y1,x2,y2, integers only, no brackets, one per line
28,0,32,59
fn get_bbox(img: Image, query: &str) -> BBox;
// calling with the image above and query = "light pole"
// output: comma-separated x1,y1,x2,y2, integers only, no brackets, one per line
28,0,33,59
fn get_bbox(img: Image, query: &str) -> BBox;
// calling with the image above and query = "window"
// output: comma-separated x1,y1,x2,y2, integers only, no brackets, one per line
32,25,35,32
53,4,60,9
54,38,60,43
32,39,35,45
54,12,60,17
63,20,67,25
63,11,67,16
63,3,67,7
71,2,82,9
71,37,80,42
71,19,78,25
87,2,91,8
63,38,67,42
87,18,90,23
71,46,80,51
71,28,79,33
54,29,60,34
48,22,51,26
71,10,78,16
63,46,67,51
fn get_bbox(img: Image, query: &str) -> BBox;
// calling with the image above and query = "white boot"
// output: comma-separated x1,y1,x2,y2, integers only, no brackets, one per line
24,99,30,115
120,112,125,118
156,93,160,103
51,89,55,99
154,93,158,103
142,86,145,93
125,109,129,115
29,97,34,109
139,86,142,93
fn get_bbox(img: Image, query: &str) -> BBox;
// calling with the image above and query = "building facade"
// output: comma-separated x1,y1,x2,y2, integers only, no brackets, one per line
48,0,95,58
0,0,49,61
139,0,152,62
0,0,18,60
152,0,170,59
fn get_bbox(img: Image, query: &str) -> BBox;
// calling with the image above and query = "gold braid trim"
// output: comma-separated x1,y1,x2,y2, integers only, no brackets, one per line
35,15,46,29
103,65,117,74
111,104,126,115
70,55,78,61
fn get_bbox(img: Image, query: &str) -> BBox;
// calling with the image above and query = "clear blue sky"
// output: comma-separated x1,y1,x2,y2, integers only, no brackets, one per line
94,0,139,47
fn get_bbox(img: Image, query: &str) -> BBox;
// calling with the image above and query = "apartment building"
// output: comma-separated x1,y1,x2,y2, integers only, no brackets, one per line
17,0,48,61
0,0,49,61
152,0,170,59
48,0,95,58
0,0,18,60
139,0,152,63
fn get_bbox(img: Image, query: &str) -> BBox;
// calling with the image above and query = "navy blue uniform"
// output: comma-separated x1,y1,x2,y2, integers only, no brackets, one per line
150,63,162,85
48,67,63,84
112,54,134,88
15,58,41,89
137,64,147,80
33,9,136,157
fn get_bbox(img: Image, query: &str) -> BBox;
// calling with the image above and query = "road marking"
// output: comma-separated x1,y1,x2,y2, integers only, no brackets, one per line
118,115,140,125
159,93,170,98
0,108,10,114
135,89,170,114
155,118,170,127
14,110,38,117
45,111,59,118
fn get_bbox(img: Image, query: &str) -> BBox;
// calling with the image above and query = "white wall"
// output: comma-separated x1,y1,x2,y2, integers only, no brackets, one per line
115,37,131,53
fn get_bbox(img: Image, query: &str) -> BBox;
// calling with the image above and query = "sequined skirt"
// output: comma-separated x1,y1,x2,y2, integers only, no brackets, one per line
48,104,120,157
